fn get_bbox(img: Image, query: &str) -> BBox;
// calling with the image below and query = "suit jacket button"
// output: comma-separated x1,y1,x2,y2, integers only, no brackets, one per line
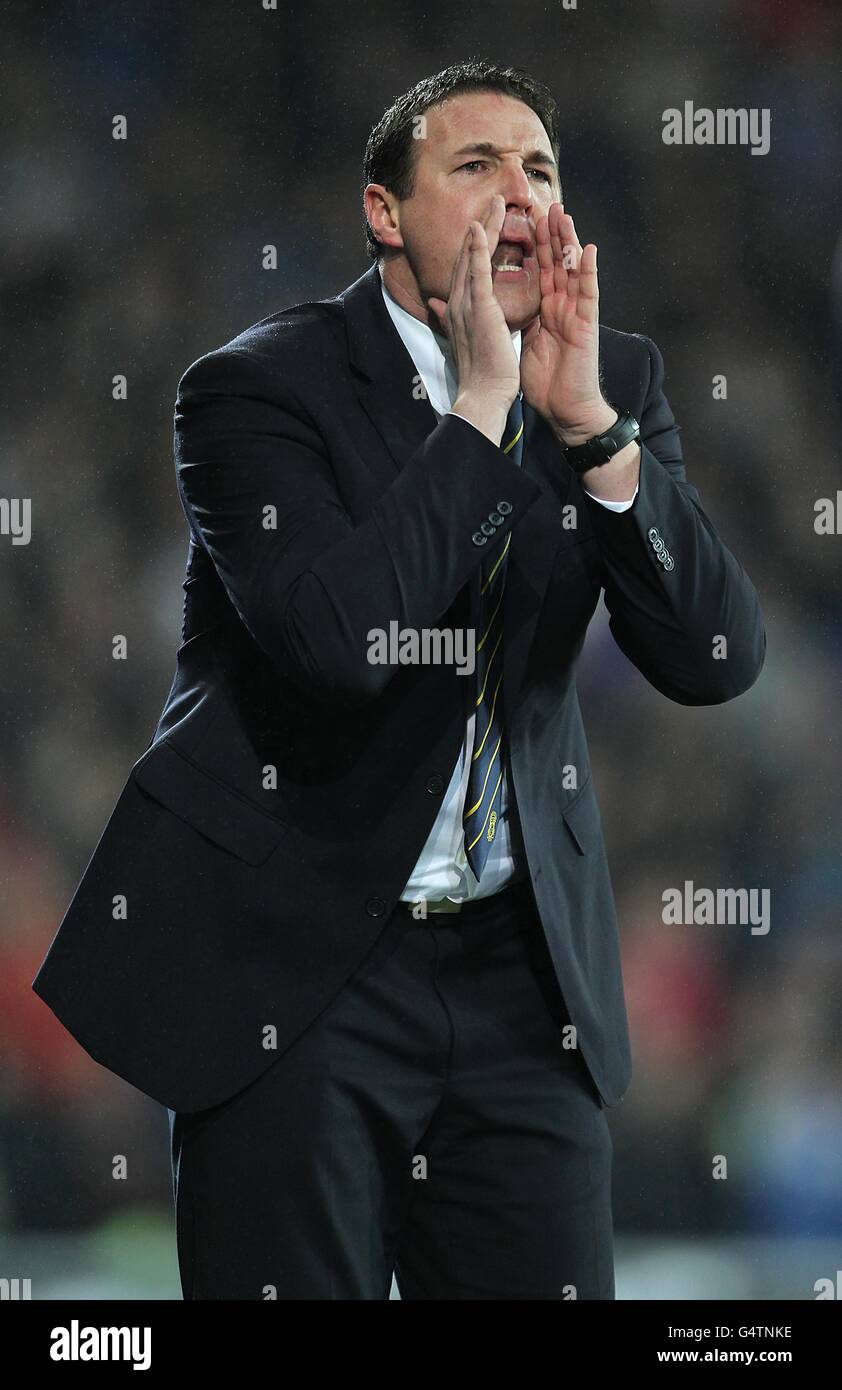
366,896,386,917
648,526,660,543
426,774,444,795
472,531,488,546
480,520,496,536
497,500,513,514
488,510,504,525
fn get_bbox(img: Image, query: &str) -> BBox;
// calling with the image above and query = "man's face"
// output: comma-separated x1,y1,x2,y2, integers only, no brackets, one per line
367,90,561,332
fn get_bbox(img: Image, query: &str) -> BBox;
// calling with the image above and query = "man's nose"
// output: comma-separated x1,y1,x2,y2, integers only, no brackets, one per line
497,161,533,210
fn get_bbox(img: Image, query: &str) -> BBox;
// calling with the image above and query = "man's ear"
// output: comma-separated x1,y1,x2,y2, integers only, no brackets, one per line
364,183,403,253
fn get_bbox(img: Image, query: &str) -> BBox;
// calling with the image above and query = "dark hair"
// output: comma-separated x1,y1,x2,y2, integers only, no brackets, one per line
362,59,562,262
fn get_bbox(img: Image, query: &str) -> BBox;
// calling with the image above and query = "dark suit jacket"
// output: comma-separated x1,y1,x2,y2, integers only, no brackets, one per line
32,262,766,1113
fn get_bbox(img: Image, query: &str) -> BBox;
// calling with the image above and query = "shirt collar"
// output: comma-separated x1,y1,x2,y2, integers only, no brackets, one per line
378,260,522,417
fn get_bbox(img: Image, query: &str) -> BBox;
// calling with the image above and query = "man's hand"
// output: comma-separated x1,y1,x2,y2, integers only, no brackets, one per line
521,204,640,500
520,204,610,439
427,194,520,446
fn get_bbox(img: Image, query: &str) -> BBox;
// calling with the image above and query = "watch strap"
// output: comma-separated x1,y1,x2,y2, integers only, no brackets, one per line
562,410,640,474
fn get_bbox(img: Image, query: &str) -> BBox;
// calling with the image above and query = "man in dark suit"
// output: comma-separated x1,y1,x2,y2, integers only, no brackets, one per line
32,61,765,1299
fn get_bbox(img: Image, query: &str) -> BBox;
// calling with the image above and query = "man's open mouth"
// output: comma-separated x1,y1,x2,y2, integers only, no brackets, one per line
491,230,539,273
491,238,532,273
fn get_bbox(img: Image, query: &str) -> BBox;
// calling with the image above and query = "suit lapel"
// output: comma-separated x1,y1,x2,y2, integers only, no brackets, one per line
339,264,573,717
341,264,439,487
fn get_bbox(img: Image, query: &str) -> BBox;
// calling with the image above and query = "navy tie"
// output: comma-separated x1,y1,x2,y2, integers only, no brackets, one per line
462,393,523,880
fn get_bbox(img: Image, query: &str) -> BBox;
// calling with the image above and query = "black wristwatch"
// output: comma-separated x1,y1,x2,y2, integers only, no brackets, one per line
560,410,640,474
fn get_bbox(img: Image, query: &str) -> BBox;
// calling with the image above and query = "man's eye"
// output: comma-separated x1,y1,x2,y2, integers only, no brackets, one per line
456,161,551,182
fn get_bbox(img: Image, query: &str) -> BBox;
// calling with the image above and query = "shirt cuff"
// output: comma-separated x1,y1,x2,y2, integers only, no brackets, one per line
447,409,481,433
583,483,639,512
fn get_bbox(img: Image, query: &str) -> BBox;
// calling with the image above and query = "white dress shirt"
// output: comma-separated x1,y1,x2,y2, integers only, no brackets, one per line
378,266,637,903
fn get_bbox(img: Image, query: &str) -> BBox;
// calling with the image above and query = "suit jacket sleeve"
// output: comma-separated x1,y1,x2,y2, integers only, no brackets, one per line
583,333,766,704
174,347,542,705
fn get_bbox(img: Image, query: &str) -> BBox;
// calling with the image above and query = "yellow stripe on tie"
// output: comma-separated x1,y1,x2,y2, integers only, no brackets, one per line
477,588,504,654
475,629,503,709
503,421,524,454
481,533,511,595
466,771,504,851
464,735,502,818
472,670,503,761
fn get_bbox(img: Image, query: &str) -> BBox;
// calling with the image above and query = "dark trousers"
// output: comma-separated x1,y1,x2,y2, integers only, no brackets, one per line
166,878,615,1299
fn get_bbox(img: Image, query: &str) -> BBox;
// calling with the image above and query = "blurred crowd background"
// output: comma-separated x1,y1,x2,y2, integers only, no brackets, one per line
1,0,841,1298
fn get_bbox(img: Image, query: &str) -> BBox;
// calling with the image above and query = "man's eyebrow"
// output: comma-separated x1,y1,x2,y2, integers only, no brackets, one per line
450,141,558,172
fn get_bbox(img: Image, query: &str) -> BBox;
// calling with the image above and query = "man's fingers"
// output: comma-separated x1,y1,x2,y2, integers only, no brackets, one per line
549,206,579,292
535,212,561,300
480,193,506,263
451,225,472,303
522,315,542,352
533,205,601,338
427,296,448,326
554,206,583,255
469,218,491,259
480,193,505,235
439,225,472,331
430,219,478,335
576,243,599,321
467,219,495,304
